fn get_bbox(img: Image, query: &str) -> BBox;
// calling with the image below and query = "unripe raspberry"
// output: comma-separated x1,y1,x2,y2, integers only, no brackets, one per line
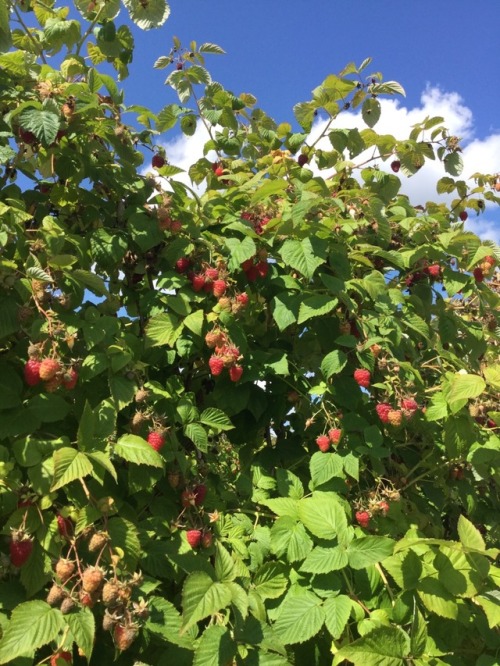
134,388,149,403
387,410,403,426
46,584,66,606
39,358,61,380
353,368,371,388
102,609,120,631
201,531,213,548
60,597,76,614
102,581,121,607
205,329,225,348
378,500,390,516
316,435,330,452
370,343,382,358
56,514,73,538
55,558,75,583
88,531,109,553
81,566,104,593
355,511,370,528
45,375,63,392
217,296,232,311
114,623,138,651
62,368,78,390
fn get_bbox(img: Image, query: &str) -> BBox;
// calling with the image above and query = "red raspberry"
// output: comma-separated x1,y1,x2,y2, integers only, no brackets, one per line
50,652,72,666
213,165,224,177
201,531,213,548
56,514,73,538
39,358,61,381
212,279,227,298
236,292,249,305
483,255,496,266
353,368,371,388
390,160,400,173
245,266,260,282
297,153,308,166
147,431,165,451
175,257,191,273
376,403,392,423
186,529,202,548
328,428,342,446
204,267,219,281
152,154,165,169
191,274,205,292
459,210,468,221
401,398,418,419
473,267,484,282
316,435,330,452
209,355,225,376
387,410,403,427
256,261,269,278
425,263,441,279
193,484,207,505
355,511,370,528
378,501,390,516
62,368,78,390
229,365,243,382
9,531,33,567
24,359,41,386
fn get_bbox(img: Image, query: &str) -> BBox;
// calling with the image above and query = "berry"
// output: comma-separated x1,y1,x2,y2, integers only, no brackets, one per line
181,489,195,507
459,210,468,221
176,62,183,70
191,274,205,292
55,558,75,583
201,531,213,548
213,165,224,177
9,533,33,567
45,375,63,392
56,514,73,538
473,267,484,282
134,388,149,403
50,652,72,666
152,154,165,169
370,343,382,358
241,258,255,272
353,368,371,388
205,329,225,348
328,428,342,446
355,511,370,528
62,368,78,390
39,358,61,381
236,292,249,306
387,409,403,427
88,531,109,552
484,255,496,266
46,584,66,606
204,267,219,281
114,623,138,651
175,257,190,273
193,484,207,505
81,566,104,593
79,590,96,608
229,365,243,382
209,356,225,376
212,279,227,298
245,265,260,282
297,154,308,166
147,431,166,451
376,403,392,423
256,260,269,278
378,501,390,516
102,581,120,607
316,435,330,452
60,597,76,614
401,398,418,418
186,529,202,548
425,263,441,279
24,359,41,386
391,160,401,173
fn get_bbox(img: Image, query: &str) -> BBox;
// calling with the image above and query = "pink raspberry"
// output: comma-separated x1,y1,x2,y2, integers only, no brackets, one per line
355,511,370,528
376,403,392,423
209,356,225,376
229,365,243,382
354,368,371,388
147,431,166,451
24,359,41,386
186,529,202,548
328,428,342,446
315,435,330,452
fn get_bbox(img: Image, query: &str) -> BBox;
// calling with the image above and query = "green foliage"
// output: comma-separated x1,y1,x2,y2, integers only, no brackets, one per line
0,1,499,664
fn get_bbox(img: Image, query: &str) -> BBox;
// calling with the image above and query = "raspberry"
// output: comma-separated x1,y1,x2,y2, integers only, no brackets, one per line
212,163,224,177
209,355,225,376
459,210,468,221
401,398,418,419
378,501,390,516
186,529,202,548
316,435,330,452
62,368,78,390
425,263,441,279
102,581,121,606
102,610,119,631
212,279,227,297
152,154,165,169
45,375,63,392
9,531,33,567
387,410,403,427
297,153,308,166
134,388,149,403
204,267,219,281
39,358,61,380
355,511,370,528
328,428,342,446
236,292,249,305
245,265,260,282
391,160,400,173
201,531,213,548
256,261,269,278
60,597,76,614
50,652,72,666
55,558,75,583
88,531,109,552
376,403,392,423
473,267,484,282
181,489,196,507
46,584,66,606
24,359,41,386
147,431,166,451
353,368,371,388
131,411,147,432
218,296,232,310
175,257,190,273
81,566,104,593
191,274,205,292
484,255,496,266
114,623,138,651
229,365,243,382
193,484,207,505
205,329,225,348
370,343,382,358
241,258,255,272
56,514,73,538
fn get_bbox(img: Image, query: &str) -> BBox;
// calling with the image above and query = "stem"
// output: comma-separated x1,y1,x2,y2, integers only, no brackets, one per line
75,5,105,58
375,562,395,605
12,5,48,65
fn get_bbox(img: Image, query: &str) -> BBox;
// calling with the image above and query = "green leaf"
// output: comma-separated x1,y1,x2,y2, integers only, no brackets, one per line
225,237,257,272
445,373,486,405
475,592,500,629
51,448,93,491
273,590,325,644
323,594,352,639
184,422,208,452
300,546,348,574
114,434,164,467
107,517,142,569
71,269,109,296
181,572,232,632
199,408,234,431
410,604,427,659
279,237,327,279
0,601,65,663
321,350,348,379
19,109,60,146
252,563,289,600
199,42,226,55
271,517,313,563
417,578,458,619
122,0,170,29
271,293,301,331
147,597,195,648
145,313,183,347
87,451,117,483
457,515,485,551
65,607,95,660
443,152,463,176
215,543,235,582
259,498,300,519
276,468,304,500
335,626,411,666
299,493,348,541
193,625,235,666
297,295,337,324
0,0,12,53
362,97,381,128
347,537,394,569
108,374,135,411
309,452,344,487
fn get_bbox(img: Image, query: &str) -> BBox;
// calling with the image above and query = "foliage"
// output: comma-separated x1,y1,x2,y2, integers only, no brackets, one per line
0,1,499,664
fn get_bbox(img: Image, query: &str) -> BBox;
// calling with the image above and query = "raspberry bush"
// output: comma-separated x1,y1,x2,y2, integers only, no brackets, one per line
0,1,499,664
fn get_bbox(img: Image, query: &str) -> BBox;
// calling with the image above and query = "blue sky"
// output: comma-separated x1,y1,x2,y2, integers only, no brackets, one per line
70,0,500,244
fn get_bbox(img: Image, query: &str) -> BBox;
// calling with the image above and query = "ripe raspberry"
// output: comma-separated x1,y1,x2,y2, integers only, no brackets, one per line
60,597,76,614
56,514,73,538
353,368,371,388
212,163,224,177
483,255,496,266
147,431,166,452
355,511,370,528
201,531,213,548
236,292,249,306
473,267,484,282
245,265,260,282
212,279,227,298
390,160,401,173
316,435,330,452
297,153,308,166
46,584,66,606
50,652,72,666
387,410,403,427
229,365,243,382
55,558,75,583
193,484,207,505
102,581,121,606
209,355,225,376
204,267,219,281
175,257,190,273
425,263,441,279
152,154,165,169
181,489,195,507
459,210,468,221
9,531,33,567
378,501,390,516
114,623,138,651
88,531,109,552
376,403,392,423
401,398,418,419
81,566,104,593
39,358,61,381
191,274,205,292
241,258,255,272
186,529,202,548
24,359,41,386
328,429,342,446
256,261,269,278
79,590,96,608
62,368,78,390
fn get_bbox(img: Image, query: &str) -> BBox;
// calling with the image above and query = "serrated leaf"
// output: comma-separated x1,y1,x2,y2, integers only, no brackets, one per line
323,594,352,639
184,422,208,452
446,373,486,405
273,591,325,644
271,292,301,331
252,563,288,600
321,350,348,379
417,578,458,619
259,498,300,519
299,493,348,541
122,0,170,29
19,108,60,146
276,468,304,500
87,451,117,483
51,448,93,491
279,238,326,279
443,152,463,176
309,451,344,487
475,592,500,629
107,517,141,569
66,607,95,660
71,269,109,296
26,266,53,282
114,434,164,467
147,597,195,648
457,515,485,551
109,374,135,411
182,572,232,632
145,312,183,347
335,626,410,666
0,601,65,663
0,0,12,53
215,543,235,582
199,408,234,431
362,97,381,128
410,604,427,658
300,546,348,574
297,295,337,324
225,236,257,272
347,537,394,569
193,625,235,666
199,42,225,55
271,517,313,563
